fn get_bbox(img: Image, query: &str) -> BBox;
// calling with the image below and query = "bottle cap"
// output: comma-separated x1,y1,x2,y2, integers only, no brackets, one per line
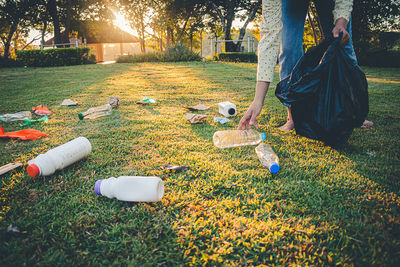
269,163,280,174
94,180,103,195
27,164,40,177
260,133,266,141
78,113,84,120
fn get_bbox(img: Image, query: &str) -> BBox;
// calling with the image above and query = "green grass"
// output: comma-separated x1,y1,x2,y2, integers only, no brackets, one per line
0,62,399,265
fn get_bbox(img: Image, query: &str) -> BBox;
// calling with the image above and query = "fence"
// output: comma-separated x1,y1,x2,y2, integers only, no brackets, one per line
210,36,256,60
40,38,87,49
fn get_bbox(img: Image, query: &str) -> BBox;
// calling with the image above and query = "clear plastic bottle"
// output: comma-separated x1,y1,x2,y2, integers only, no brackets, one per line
78,104,112,120
0,111,31,122
255,143,280,173
213,129,266,149
94,176,164,202
27,137,92,177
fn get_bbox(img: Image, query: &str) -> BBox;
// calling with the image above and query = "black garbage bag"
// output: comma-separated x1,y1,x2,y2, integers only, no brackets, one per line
275,35,369,147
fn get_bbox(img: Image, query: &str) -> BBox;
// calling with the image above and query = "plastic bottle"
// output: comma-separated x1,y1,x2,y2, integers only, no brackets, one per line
27,137,92,177
0,111,31,122
218,101,237,117
79,104,112,120
255,143,280,173
213,129,266,149
95,176,164,202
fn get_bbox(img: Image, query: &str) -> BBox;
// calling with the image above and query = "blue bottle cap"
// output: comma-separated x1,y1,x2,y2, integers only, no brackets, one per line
260,133,266,141
269,163,280,174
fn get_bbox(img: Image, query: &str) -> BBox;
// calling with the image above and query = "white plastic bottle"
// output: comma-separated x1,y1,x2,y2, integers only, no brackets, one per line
27,137,92,177
218,101,237,117
78,104,112,120
255,143,280,173
213,129,266,149
94,176,164,202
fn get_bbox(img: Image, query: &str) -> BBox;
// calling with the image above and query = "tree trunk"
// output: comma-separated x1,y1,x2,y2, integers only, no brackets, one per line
3,21,18,58
234,0,262,51
47,0,62,47
224,3,236,52
41,20,48,47
64,0,72,44
166,26,174,46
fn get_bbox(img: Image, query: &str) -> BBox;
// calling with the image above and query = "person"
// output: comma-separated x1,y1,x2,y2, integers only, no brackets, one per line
238,0,373,131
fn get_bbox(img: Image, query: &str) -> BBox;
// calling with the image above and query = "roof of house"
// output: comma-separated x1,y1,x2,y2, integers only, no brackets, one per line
45,22,139,45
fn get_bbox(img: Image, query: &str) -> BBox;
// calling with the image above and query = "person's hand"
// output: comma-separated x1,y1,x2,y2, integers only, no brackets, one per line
238,100,263,130
332,18,350,46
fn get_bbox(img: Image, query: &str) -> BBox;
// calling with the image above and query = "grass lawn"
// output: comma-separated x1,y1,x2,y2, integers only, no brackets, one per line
0,62,399,265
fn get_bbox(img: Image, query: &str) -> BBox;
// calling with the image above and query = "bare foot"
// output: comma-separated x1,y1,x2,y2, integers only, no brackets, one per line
361,120,374,128
278,120,295,131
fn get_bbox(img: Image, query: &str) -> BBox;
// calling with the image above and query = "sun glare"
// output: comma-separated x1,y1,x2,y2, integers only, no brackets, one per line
113,11,136,36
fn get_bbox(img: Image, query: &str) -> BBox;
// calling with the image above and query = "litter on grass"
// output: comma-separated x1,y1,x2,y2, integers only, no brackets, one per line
214,116,230,124
162,164,190,173
6,225,20,234
32,105,52,116
184,113,208,124
79,104,112,120
20,116,48,127
0,126,47,140
185,104,210,111
0,111,31,122
0,162,22,176
60,99,78,106
107,96,120,108
137,97,156,105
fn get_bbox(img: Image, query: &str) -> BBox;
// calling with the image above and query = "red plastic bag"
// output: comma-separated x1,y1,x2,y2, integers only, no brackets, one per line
0,126,47,140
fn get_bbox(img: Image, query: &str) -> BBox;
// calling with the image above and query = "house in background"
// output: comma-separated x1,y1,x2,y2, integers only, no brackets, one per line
44,22,144,62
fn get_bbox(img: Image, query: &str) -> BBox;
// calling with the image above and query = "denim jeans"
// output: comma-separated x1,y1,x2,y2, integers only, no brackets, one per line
279,0,357,80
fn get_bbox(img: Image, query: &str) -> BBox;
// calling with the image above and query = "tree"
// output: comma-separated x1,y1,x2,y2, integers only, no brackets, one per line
206,0,261,52
352,0,400,42
0,0,39,58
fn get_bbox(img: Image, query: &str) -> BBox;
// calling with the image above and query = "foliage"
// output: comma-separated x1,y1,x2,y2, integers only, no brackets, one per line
117,44,202,62
0,56,23,68
16,47,94,67
217,52,257,63
357,49,400,68
205,0,262,52
0,62,399,265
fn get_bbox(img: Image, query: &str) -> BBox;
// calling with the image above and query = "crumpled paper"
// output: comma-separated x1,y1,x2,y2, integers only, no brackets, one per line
185,104,210,111
107,96,120,108
184,113,208,124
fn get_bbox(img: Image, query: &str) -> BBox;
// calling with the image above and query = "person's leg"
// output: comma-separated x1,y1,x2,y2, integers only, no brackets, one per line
278,0,310,131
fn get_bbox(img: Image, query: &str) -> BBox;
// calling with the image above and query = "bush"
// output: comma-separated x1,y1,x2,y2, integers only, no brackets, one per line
16,47,94,67
357,49,400,68
216,52,258,63
0,56,23,68
116,44,202,63
117,53,162,63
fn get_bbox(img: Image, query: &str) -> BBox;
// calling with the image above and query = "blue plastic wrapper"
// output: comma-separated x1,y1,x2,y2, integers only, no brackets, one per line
275,34,369,147
214,117,230,124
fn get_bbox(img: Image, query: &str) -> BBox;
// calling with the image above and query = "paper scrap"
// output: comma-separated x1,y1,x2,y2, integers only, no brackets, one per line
60,99,78,106
185,104,210,111
0,162,22,176
184,113,208,124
